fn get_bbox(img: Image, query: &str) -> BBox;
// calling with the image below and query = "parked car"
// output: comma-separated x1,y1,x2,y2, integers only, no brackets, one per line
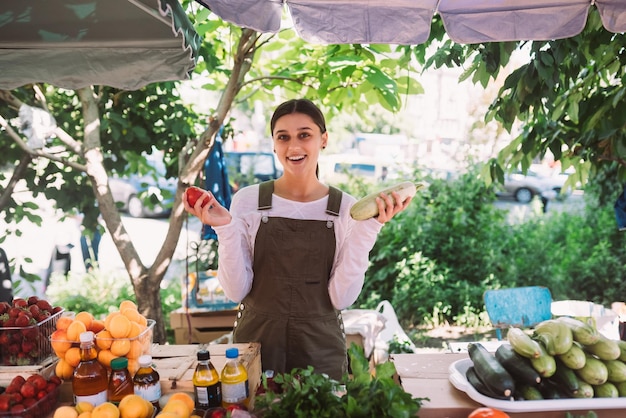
318,153,400,185
224,151,282,192
109,158,176,218
497,165,570,204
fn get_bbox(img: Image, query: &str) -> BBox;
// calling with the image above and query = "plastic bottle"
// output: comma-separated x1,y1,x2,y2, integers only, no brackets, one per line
72,331,108,406
133,354,161,410
192,349,221,409
220,347,249,409
108,357,134,405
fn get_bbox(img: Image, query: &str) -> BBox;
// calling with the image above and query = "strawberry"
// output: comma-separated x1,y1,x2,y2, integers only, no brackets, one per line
26,296,39,306
48,376,61,386
12,299,27,309
28,375,47,392
35,300,52,312
186,186,209,207
0,394,11,411
19,382,35,399
15,315,33,328
0,302,10,315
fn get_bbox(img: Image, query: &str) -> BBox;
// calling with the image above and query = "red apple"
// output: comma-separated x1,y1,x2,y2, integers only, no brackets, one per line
185,186,209,208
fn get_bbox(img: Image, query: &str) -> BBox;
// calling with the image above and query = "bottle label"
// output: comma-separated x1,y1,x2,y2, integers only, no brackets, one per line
135,383,162,403
222,381,248,404
195,383,222,408
75,390,107,406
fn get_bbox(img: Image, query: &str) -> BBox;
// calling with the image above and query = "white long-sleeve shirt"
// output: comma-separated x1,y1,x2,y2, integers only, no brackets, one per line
213,184,383,310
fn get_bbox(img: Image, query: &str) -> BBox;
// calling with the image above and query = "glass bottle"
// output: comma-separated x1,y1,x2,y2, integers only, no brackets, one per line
193,349,221,409
72,331,108,406
108,357,134,405
133,354,161,410
220,347,249,409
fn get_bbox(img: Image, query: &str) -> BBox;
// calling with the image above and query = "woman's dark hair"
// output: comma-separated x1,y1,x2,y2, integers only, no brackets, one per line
270,99,327,135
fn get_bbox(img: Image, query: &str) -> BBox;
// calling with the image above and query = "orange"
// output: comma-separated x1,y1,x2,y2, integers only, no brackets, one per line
76,402,95,413
98,349,116,368
161,399,191,418
92,402,120,418
468,407,511,418
121,307,143,324
155,413,178,418
136,314,148,327
167,392,194,413
91,319,106,333
51,329,72,356
127,321,142,339
127,358,140,376
55,357,74,380
110,338,131,357
75,311,95,330
54,405,79,418
104,311,121,331
119,394,150,418
119,300,138,312
67,320,88,342
78,412,93,418
56,315,74,331
64,346,82,367
127,340,143,359
108,314,132,339
96,330,114,350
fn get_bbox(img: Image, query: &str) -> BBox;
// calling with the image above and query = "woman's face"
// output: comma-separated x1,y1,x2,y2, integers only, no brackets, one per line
272,112,327,177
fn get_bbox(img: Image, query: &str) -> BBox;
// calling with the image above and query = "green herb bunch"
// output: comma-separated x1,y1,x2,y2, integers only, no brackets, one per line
254,344,427,417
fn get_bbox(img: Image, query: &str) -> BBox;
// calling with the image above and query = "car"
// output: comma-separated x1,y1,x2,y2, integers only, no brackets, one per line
224,151,282,192
109,157,176,218
318,154,400,185
497,165,569,204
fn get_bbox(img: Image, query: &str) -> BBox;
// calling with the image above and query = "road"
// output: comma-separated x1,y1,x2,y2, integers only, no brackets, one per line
493,189,585,224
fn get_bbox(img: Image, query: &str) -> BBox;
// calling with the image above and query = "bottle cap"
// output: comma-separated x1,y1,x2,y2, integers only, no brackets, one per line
79,331,95,343
111,357,129,370
197,350,210,361
225,347,239,359
138,354,153,367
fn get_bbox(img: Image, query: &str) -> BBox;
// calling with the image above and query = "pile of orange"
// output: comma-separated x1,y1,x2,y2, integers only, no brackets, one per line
52,300,152,379
52,393,163,418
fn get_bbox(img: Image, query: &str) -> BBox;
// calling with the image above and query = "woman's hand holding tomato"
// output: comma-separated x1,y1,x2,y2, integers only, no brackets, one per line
183,186,232,227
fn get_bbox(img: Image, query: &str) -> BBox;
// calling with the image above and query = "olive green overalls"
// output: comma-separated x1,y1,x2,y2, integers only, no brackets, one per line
232,181,347,380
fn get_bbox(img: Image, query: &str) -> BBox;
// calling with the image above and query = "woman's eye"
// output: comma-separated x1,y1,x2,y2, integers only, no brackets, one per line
276,135,289,141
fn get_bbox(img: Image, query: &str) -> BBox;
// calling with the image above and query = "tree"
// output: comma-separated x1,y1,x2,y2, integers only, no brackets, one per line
0,11,424,342
422,10,626,191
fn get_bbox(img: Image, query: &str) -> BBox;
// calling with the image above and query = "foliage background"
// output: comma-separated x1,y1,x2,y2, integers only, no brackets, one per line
46,164,626,344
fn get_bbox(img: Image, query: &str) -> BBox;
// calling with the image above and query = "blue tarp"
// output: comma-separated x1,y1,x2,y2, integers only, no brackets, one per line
202,137,232,240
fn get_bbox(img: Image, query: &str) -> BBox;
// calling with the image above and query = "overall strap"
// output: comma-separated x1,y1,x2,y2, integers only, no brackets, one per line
326,186,342,216
258,180,274,210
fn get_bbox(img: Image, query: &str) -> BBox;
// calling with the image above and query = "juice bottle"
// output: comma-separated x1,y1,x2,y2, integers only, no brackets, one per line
133,354,161,410
220,347,249,409
192,349,221,409
72,331,108,406
108,357,134,405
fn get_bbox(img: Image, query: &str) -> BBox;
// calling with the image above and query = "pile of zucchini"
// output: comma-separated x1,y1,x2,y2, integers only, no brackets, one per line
466,316,626,401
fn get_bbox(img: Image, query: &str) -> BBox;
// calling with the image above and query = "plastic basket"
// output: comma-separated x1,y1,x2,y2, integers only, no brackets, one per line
51,319,155,373
0,309,64,366
0,382,60,418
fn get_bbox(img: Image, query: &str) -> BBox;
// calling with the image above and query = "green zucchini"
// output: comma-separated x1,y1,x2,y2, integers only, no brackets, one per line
495,344,542,385
517,384,544,400
465,366,512,400
529,343,557,378
557,342,587,370
576,354,608,385
593,381,619,398
603,359,626,383
468,342,516,398
550,357,579,395
507,327,542,359
573,376,594,398
349,181,422,220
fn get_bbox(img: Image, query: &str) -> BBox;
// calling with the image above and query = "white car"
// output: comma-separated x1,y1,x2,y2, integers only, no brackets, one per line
497,165,570,204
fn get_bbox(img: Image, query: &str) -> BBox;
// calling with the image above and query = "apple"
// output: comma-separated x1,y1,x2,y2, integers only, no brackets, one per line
185,186,209,208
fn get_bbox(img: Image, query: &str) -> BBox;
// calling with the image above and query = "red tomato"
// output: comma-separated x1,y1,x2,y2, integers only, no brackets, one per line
468,407,510,418
185,186,208,207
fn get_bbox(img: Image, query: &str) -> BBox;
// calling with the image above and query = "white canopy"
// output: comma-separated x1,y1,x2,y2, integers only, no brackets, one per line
0,0,201,90
195,0,626,45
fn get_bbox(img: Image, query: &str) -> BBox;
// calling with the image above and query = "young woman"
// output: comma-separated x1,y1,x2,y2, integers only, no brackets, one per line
184,99,412,379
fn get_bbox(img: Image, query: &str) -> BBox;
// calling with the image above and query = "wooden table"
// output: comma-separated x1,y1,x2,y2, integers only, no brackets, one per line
392,352,626,418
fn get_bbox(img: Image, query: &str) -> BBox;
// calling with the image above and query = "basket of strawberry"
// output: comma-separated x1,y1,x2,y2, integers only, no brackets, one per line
0,297,64,366
0,374,62,417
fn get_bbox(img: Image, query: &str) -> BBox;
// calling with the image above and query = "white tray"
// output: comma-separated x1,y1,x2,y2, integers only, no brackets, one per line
449,358,626,412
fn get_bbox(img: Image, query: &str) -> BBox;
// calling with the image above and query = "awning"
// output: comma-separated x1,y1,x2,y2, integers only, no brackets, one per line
195,0,626,45
0,0,201,90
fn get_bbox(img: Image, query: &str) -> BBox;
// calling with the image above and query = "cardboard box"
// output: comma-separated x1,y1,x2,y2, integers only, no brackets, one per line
170,308,238,329
174,327,232,345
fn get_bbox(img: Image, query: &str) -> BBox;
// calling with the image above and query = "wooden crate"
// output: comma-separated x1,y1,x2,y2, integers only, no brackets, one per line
153,342,261,409
170,308,238,344
0,355,57,385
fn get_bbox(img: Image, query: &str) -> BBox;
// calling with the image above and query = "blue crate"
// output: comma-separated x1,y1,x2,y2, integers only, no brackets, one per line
184,270,238,311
